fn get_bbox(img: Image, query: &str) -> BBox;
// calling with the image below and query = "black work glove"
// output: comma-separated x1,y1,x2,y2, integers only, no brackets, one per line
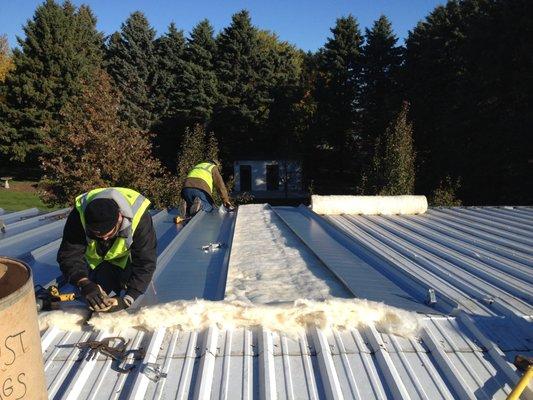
100,295,134,313
79,280,113,312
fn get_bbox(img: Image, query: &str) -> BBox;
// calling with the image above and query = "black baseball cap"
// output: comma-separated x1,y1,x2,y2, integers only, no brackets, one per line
85,198,120,235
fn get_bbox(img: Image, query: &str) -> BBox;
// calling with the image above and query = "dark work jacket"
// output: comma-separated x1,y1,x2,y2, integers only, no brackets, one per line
57,208,157,300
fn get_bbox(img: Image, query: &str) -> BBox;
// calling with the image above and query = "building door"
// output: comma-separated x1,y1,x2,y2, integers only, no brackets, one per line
240,165,252,191
266,164,280,191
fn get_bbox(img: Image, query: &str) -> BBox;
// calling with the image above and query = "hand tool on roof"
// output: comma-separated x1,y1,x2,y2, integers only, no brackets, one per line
35,285,77,312
507,355,533,400
76,336,144,373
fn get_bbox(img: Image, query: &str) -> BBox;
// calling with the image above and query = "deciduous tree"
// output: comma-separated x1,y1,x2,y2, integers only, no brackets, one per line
40,70,179,207
376,101,415,195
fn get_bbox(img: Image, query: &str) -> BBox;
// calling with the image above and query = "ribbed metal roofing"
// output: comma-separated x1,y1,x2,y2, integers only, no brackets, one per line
0,205,532,399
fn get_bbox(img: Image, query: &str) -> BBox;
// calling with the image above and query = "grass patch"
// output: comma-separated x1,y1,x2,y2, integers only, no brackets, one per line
0,180,61,212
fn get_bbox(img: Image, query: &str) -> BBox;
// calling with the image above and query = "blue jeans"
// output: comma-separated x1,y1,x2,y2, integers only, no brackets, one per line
181,187,214,214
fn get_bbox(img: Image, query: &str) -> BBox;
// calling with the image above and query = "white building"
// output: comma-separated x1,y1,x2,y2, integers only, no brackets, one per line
233,159,304,198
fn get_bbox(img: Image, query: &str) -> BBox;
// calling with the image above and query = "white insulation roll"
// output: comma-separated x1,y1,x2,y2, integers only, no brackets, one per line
311,195,428,215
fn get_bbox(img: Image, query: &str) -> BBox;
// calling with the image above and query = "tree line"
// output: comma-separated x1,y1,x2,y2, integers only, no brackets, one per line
0,0,531,207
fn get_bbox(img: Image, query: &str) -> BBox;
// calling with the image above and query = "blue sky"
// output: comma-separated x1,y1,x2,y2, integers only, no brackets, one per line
1,0,444,51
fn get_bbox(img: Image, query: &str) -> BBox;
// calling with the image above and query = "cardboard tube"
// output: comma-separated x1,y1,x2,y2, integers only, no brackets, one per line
0,257,48,400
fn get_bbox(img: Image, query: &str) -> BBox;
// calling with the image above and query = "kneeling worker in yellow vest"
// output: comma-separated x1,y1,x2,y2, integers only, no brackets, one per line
57,187,157,313
181,160,233,217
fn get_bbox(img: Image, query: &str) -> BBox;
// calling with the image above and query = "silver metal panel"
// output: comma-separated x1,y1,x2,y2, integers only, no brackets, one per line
0,207,40,224
425,209,533,255
138,209,236,305
435,208,533,240
0,207,69,238
0,205,531,399
39,318,530,399
273,207,436,313
0,218,65,258
348,214,532,316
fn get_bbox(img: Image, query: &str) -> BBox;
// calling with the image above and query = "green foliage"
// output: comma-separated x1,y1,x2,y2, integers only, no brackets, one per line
261,32,309,156
2,2,531,206
376,102,415,195
205,131,224,205
39,69,180,208
205,131,220,164
213,10,302,159
151,23,187,168
313,15,363,193
154,23,186,119
213,10,266,157
106,11,157,130
182,20,218,125
405,0,533,204
0,0,103,165
0,34,14,83
175,124,208,193
175,126,225,205
359,16,403,179
430,176,462,206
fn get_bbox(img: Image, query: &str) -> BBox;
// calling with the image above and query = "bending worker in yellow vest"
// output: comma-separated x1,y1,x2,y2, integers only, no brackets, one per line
181,160,233,216
57,187,157,312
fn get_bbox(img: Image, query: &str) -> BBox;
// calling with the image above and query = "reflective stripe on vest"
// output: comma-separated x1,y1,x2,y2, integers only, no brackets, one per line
187,162,215,193
75,187,151,270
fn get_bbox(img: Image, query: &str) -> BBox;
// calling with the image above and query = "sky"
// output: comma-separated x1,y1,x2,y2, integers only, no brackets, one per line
0,0,445,51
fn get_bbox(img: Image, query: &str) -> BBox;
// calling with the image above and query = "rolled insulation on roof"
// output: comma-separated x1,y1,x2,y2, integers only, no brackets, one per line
311,195,428,215
39,298,421,338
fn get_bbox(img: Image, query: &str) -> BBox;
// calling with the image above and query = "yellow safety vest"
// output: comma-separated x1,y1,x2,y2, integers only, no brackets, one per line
187,162,215,193
75,187,151,269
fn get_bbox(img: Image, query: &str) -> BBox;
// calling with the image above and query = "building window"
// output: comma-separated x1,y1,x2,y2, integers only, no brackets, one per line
240,165,252,191
266,164,280,191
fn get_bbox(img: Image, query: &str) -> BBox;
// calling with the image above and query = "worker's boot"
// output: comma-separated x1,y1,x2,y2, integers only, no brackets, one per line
190,197,202,216
179,199,187,217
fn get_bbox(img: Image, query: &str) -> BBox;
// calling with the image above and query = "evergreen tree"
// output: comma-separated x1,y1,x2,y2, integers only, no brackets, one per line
359,15,403,186
154,23,186,119
212,10,272,158
40,69,180,207
106,11,157,130
405,0,533,204
182,19,218,125
259,30,306,155
377,102,415,195
313,15,363,192
152,23,186,168
0,0,103,165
